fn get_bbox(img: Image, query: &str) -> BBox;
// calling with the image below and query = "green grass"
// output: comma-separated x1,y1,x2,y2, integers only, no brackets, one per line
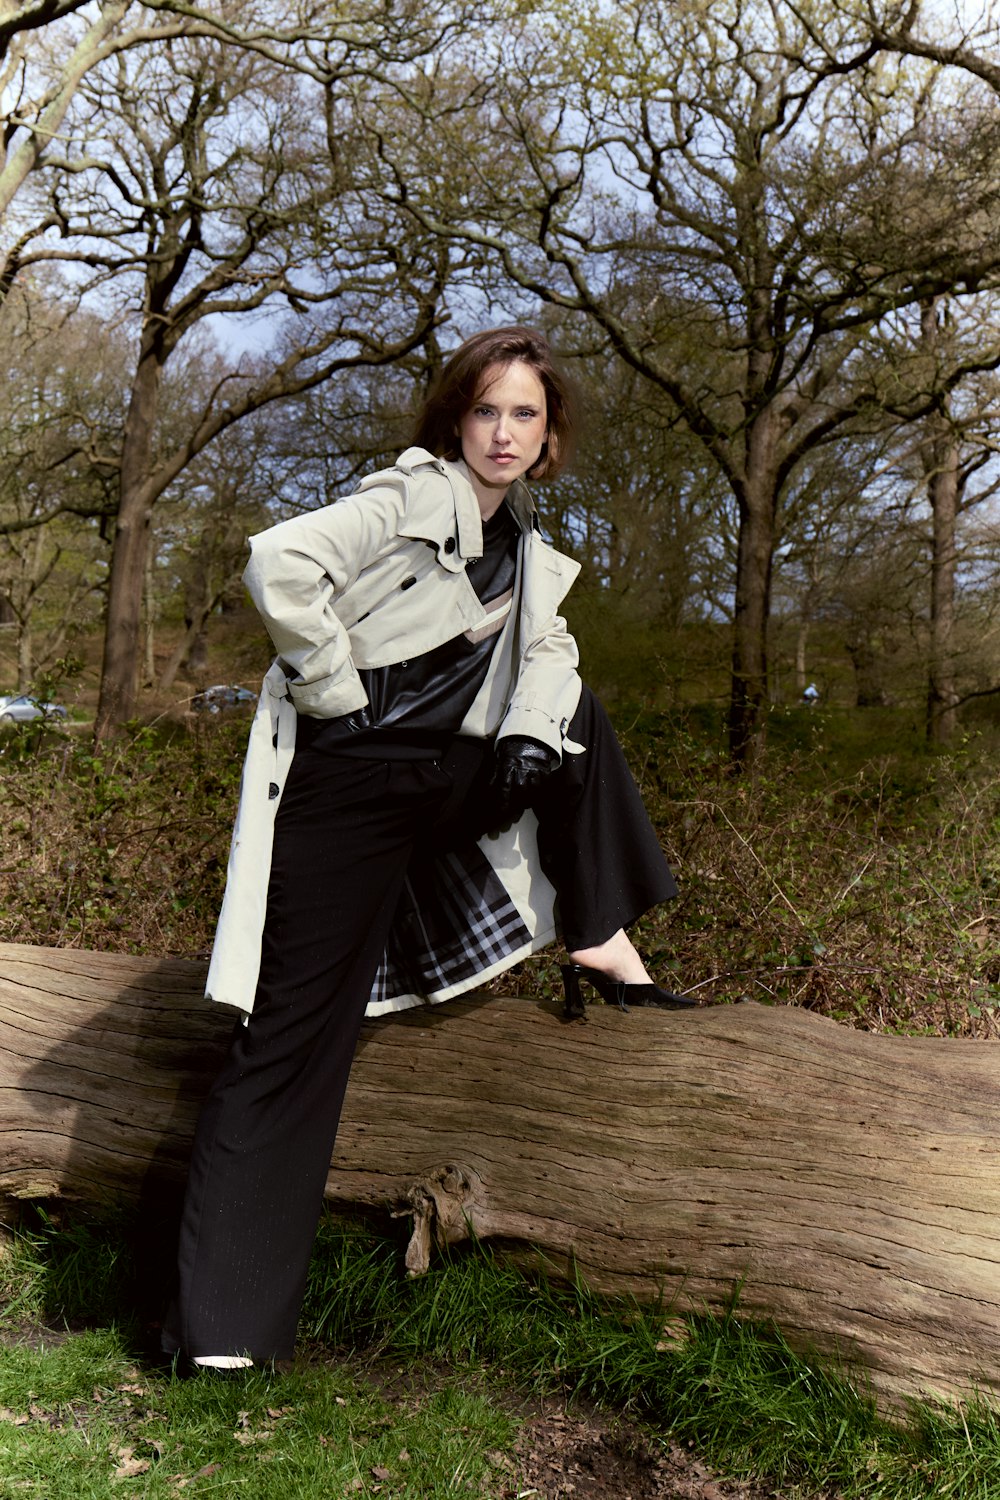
0,1331,519,1498
7,1212,1000,1498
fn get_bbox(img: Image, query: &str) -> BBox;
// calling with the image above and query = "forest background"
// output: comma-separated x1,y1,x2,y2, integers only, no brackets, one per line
3,0,1000,1039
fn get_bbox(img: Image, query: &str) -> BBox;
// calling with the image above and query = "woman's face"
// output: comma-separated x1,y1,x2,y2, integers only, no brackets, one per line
458,360,548,516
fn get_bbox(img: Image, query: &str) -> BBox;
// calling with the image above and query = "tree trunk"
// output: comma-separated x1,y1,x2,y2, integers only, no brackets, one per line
13,526,47,689
184,627,209,681
795,619,809,698
926,444,960,743
94,342,164,743
727,456,776,766
3,943,1000,1406
846,633,890,707
158,560,220,691
920,301,961,745
727,200,780,768
157,621,201,694
142,533,157,690
16,621,31,692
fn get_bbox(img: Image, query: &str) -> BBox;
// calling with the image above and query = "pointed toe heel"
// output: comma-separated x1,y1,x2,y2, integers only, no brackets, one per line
560,962,697,1018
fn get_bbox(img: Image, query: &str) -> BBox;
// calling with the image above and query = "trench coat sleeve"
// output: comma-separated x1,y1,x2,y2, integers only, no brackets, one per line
496,535,583,758
498,610,582,756
242,476,409,720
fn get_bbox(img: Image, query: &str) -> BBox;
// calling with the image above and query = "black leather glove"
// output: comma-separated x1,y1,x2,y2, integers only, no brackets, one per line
491,735,558,817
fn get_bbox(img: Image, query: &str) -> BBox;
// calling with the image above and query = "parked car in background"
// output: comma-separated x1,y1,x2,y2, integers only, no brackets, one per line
0,694,68,723
191,684,258,714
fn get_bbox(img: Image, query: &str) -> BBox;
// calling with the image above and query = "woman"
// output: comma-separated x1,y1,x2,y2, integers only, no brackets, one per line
164,327,692,1372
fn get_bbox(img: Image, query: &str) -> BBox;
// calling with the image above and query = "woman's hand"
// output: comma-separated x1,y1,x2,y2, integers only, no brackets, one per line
491,735,558,817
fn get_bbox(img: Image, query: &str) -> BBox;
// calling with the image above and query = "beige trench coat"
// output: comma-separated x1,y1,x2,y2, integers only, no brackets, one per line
206,449,583,1016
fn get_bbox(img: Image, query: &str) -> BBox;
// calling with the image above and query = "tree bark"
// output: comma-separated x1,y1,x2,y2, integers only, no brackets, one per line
926,440,960,743
727,442,778,766
3,940,1000,1407
794,619,809,699
727,188,780,766
94,340,164,742
142,532,157,690
920,303,962,745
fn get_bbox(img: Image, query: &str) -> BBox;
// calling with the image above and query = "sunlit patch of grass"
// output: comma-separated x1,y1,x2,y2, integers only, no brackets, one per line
0,1334,518,1498
304,1217,1000,1499
7,1212,1000,1498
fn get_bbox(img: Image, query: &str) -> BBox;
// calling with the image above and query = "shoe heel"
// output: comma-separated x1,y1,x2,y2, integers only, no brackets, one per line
560,963,586,1019
567,963,629,1013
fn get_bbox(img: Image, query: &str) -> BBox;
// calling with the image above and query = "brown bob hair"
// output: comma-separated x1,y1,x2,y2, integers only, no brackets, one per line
410,326,577,482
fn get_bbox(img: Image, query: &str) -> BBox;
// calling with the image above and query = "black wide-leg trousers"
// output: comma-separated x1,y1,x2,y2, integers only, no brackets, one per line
165,688,675,1361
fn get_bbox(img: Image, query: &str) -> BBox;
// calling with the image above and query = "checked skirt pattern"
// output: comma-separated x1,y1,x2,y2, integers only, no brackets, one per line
370,841,532,1006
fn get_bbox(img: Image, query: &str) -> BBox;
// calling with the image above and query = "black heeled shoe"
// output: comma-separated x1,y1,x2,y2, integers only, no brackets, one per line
560,962,699,1019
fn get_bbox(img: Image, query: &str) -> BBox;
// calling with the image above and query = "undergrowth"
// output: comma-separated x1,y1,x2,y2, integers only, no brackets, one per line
4,1211,1000,1499
0,716,245,958
503,704,1000,1038
4,703,1000,1037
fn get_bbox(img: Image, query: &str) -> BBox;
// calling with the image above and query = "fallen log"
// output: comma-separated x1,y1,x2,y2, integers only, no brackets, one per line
1,939,999,1405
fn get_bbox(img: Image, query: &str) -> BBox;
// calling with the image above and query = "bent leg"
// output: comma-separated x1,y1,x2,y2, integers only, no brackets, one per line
533,686,677,952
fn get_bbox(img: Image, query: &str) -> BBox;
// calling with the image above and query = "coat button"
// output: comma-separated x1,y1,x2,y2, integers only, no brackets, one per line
444,536,456,553
401,575,417,590
268,782,279,799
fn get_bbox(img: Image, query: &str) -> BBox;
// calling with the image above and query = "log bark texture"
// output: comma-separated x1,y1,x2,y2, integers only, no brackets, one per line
2,940,1000,1405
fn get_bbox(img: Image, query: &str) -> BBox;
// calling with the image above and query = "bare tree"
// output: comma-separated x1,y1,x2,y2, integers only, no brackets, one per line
14,8,464,738
2,1,471,255
864,0,1000,89
907,301,1000,740
768,426,921,706
0,279,123,685
1,0,131,232
375,0,1000,763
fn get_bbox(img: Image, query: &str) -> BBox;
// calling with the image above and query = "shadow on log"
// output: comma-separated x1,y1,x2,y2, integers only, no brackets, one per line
1,940,999,1406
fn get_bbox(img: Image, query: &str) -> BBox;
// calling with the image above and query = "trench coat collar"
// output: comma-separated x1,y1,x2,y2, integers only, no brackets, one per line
394,446,537,558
